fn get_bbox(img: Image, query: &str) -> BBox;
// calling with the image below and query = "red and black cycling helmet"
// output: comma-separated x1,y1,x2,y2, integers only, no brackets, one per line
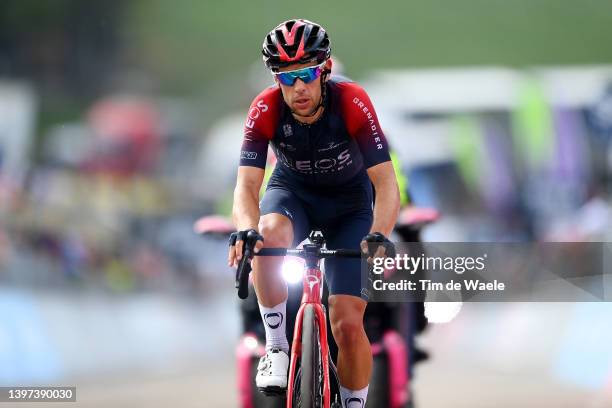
262,19,331,72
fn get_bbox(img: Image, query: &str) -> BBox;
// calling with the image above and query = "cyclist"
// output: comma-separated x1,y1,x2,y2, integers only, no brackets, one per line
228,19,399,407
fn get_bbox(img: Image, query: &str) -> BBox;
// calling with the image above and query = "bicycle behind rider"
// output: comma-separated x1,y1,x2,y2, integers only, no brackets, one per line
228,19,399,407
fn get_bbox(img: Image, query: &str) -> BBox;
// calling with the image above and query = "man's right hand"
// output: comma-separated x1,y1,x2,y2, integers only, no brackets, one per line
228,229,264,267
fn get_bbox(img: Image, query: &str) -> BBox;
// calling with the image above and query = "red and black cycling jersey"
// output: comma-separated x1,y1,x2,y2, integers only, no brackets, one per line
239,77,390,188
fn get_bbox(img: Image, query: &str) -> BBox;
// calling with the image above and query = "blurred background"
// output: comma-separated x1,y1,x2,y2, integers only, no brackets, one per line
1,0,612,407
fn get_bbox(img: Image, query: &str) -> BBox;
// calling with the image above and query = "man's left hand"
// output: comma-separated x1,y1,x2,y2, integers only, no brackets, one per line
360,232,396,263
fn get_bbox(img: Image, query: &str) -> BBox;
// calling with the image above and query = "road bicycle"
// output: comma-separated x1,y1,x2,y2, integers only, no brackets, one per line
195,206,439,407
236,230,360,408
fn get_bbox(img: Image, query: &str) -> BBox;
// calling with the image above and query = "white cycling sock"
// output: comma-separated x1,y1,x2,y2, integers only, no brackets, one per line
340,385,368,408
259,300,289,353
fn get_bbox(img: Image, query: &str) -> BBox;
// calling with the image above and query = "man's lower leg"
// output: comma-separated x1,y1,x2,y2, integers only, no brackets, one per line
336,328,372,406
330,295,372,407
253,255,289,350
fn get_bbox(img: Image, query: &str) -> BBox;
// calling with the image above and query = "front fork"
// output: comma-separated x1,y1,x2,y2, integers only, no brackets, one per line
286,302,331,408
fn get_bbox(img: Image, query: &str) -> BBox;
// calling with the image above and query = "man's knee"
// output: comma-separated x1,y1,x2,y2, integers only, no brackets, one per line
329,295,367,350
258,214,293,247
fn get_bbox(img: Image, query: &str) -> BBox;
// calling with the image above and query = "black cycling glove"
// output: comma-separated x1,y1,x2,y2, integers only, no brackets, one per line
361,232,396,259
229,229,264,259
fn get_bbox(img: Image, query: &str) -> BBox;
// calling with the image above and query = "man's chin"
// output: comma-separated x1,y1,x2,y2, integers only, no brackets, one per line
292,99,314,113
292,106,312,116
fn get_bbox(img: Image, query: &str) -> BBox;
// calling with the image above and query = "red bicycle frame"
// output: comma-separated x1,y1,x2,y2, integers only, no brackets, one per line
286,253,331,408
236,239,360,407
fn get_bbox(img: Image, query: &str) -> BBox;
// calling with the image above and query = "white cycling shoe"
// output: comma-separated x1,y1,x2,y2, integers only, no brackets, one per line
256,348,289,395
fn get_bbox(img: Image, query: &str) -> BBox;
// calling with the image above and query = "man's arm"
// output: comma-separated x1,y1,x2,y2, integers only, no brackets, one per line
229,166,265,266
233,166,264,230
229,86,280,266
367,161,400,236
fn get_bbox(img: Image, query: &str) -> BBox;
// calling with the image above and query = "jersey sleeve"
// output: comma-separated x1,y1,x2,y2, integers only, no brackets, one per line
239,86,281,168
338,82,391,168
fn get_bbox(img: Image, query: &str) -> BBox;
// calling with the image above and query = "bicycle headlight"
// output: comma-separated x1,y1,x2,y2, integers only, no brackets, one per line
282,257,304,284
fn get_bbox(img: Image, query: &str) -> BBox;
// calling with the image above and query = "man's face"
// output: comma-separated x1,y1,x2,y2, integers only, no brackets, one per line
276,59,331,116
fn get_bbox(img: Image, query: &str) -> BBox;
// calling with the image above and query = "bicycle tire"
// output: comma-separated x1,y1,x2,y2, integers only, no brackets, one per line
299,304,323,408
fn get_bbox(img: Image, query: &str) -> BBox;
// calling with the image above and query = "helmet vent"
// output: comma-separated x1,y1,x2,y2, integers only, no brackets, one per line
262,19,330,70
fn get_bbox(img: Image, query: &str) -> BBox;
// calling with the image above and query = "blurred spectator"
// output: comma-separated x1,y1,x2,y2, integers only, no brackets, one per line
83,96,162,176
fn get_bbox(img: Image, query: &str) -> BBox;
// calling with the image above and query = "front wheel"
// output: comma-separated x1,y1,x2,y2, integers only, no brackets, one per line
297,304,323,408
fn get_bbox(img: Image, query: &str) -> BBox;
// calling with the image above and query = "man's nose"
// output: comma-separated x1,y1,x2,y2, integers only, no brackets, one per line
293,78,307,91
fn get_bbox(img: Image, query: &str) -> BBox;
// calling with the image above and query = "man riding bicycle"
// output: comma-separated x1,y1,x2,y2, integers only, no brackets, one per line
228,19,400,407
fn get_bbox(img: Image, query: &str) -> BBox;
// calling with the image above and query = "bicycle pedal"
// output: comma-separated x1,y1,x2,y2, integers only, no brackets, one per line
257,386,286,397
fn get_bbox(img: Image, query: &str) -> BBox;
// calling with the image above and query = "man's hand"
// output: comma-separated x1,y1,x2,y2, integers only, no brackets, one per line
228,229,264,267
360,232,396,264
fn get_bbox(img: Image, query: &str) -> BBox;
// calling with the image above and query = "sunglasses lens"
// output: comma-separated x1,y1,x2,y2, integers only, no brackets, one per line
301,66,322,83
277,72,297,86
276,65,323,86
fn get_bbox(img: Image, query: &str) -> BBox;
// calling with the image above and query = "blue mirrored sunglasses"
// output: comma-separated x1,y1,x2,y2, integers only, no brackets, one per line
274,63,325,86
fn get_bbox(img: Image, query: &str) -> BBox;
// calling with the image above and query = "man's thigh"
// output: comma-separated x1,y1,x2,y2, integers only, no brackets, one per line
323,211,372,300
260,187,310,246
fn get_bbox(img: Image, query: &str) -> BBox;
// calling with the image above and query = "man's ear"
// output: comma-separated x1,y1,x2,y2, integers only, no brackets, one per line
323,59,333,79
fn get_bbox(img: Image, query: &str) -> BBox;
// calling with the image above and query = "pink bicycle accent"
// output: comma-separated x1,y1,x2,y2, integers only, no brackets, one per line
236,333,265,408
383,331,410,408
398,206,440,226
193,215,234,235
